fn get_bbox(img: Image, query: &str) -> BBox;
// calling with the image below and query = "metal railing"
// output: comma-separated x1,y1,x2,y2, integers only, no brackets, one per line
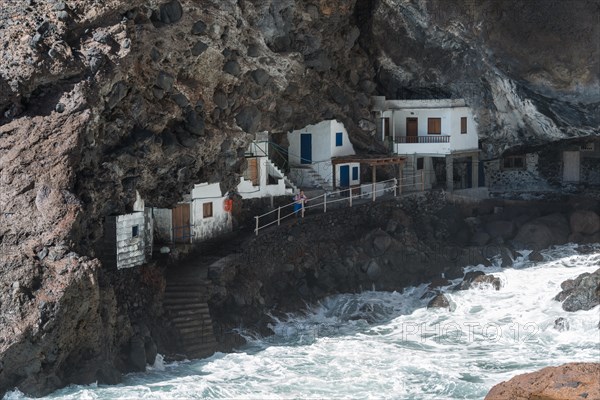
253,171,434,235
394,135,450,144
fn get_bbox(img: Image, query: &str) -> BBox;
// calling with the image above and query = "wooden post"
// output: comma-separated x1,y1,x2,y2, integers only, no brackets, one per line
421,169,425,191
324,192,327,213
372,165,376,202
255,216,259,236
277,207,281,225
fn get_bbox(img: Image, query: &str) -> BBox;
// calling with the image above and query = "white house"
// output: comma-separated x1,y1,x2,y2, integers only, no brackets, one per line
287,120,361,190
237,132,297,199
99,192,153,270
372,97,480,191
152,183,232,244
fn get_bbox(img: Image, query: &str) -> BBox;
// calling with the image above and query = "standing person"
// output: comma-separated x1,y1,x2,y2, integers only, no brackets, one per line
293,190,308,218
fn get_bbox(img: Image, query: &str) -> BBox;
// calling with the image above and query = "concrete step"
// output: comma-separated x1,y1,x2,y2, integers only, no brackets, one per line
184,336,218,347
166,307,211,317
170,312,212,324
179,325,215,336
163,296,211,305
164,302,210,312
163,290,206,299
173,319,212,330
186,343,217,358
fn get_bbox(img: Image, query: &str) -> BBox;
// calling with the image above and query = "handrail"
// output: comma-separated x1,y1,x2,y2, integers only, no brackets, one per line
395,135,450,144
254,171,435,235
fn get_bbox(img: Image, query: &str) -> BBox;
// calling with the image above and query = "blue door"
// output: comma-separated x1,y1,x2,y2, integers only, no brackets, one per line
340,165,350,188
300,134,312,164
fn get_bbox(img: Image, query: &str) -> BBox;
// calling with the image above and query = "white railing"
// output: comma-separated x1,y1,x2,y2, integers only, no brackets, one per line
253,171,434,235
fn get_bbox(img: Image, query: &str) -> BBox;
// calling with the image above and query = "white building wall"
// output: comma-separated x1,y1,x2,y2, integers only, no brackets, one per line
335,162,361,187
381,99,478,155
190,183,232,242
115,211,148,269
238,138,294,199
329,120,356,158
288,120,358,188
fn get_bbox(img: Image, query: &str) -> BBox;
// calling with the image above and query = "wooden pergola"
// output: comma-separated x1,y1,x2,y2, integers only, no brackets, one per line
331,155,406,193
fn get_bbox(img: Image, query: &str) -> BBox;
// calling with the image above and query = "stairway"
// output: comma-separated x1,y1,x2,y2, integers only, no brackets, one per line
163,275,218,359
402,158,417,191
266,158,298,193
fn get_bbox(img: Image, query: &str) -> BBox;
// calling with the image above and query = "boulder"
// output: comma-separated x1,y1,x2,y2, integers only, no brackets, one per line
191,20,207,35
554,268,600,312
427,293,450,309
485,363,600,400
485,220,516,240
191,41,208,56
471,231,490,246
235,106,261,133
513,213,569,250
454,271,501,291
250,69,270,86
223,60,241,76
471,274,502,290
569,210,600,235
156,0,183,24
128,335,146,372
528,250,544,262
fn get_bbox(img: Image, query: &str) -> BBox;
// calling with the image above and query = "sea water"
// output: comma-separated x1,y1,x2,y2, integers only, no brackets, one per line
6,244,600,399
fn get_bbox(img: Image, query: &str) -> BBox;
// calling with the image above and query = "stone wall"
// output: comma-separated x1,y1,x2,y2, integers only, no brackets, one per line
485,153,551,192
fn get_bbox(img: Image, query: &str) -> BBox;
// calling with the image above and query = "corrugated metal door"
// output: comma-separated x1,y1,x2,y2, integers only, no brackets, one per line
172,203,191,243
563,151,580,182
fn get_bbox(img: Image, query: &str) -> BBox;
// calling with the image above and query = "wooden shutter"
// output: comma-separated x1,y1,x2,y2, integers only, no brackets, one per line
427,118,441,134
461,117,467,134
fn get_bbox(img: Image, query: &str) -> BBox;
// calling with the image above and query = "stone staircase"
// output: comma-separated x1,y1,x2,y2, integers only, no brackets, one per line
163,272,218,359
266,158,298,193
290,166,333,191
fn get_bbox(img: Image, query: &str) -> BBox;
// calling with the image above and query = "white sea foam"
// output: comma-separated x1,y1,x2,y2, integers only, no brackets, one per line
5,244,600,400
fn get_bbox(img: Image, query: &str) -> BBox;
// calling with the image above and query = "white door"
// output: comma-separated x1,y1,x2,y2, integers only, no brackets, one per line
563,151,580,182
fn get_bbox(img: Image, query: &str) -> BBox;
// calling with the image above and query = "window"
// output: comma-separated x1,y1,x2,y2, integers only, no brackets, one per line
580,143,595,152
427,118,441,134
352,166,359,180
502,155,526,170
417,157,424,170
132,225,139,237
203,202,213,218
335,132,343,146
461,117,467,134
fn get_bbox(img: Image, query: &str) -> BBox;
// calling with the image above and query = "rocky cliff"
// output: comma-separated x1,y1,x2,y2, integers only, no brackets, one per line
0,0,598,396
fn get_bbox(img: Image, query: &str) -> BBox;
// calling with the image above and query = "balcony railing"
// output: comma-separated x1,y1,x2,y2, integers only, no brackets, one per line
394,135,450,144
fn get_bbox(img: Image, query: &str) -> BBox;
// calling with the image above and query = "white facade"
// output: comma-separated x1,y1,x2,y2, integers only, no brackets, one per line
373,97,479,155
237,133,295,199
190,183,232,242
113,209,153,269
288,120,360,189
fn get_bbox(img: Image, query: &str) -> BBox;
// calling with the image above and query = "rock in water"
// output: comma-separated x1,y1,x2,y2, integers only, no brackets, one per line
427,293,451,309
485,363,600,400
554,268,600,312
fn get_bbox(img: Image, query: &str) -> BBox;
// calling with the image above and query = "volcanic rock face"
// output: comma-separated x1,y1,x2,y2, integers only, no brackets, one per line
0,0,598,396
485,363,600,400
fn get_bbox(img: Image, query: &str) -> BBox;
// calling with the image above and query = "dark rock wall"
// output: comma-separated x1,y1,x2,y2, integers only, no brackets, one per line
0,0,598,396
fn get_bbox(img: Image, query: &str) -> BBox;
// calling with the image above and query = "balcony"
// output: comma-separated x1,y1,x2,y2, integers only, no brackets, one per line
394,135,450,144
393,134,452,155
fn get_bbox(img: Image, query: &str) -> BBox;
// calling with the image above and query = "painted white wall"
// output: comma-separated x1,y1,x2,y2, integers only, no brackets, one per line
288,120,358,187
238,138,294,199
380,99,478,155
335,162,361,187
288,120,356,165
190,183,232,242
115,211,148,269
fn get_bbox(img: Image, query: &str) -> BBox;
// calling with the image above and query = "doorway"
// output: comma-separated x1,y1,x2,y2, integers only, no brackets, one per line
406,118,418,143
